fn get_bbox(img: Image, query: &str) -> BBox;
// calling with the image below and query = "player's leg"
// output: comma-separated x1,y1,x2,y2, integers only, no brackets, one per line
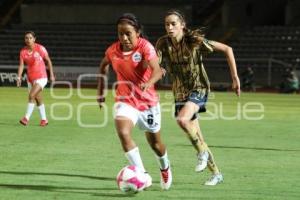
35,92,48,126
20,82,41,125
35,91,43,107
145,131,166,157
115,111,145,169
34,78,48,126
189,119,210,172
114,103,150,184
193,121,220,174
176,102,207,153
139,104,172,190
115,116,136,152
29,82,43,102
194,121,223,185
176,102,209,171
115,114,154,187
145,131,172,190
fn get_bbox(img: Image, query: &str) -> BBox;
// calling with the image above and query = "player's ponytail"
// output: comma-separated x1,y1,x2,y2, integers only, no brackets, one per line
184,28,205,48
117,13,145,38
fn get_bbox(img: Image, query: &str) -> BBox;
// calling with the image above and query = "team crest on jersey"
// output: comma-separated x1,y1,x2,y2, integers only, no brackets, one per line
132,52,142,62
34,52,40,58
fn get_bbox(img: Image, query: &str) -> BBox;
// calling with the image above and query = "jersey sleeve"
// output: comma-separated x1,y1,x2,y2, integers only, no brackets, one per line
38,45,49,58
104,47,112,63
19,50,24,61
155,37,169,68
200,38,214,54
143,41,157,61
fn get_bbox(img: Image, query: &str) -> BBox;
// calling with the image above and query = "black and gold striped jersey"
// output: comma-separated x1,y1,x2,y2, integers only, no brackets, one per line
156,35,214,101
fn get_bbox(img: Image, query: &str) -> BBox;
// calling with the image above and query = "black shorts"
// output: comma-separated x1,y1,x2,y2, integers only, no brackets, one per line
175,91,208,121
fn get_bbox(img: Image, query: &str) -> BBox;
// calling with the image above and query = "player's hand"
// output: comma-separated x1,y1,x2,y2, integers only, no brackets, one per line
232,76,241,97
96,96,105,110
161,68,166,77
140,82,152,92
16,77,21,87
50,75,55,82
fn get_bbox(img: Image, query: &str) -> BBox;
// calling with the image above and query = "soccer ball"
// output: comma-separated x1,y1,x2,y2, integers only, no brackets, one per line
116,165,147,193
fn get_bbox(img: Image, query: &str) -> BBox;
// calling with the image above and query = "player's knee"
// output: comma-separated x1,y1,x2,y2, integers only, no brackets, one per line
118,129,131,138
176,117,189,129
28,93,36,101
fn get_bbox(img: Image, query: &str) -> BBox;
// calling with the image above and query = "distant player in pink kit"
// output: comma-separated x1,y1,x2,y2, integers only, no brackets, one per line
97,13,172,190
17,31,55,126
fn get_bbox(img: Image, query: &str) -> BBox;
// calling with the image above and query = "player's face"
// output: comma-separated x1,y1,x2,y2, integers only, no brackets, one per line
165,14,185,40
118,23,140,51
24,33,36,47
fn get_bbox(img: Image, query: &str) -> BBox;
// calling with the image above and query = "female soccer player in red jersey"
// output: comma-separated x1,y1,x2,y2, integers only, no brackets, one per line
17,31,55,126
97,13,172,190
156,10,241,186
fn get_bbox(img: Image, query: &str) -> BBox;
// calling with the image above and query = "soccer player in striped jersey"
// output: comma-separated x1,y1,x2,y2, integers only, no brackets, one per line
156,10,240,186
97,13,172,190
17,31,55,126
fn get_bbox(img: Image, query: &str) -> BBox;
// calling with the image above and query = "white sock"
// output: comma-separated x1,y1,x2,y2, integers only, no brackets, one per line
38,104,47,120
25,103,35,120
125,147,146,172
155,151,170,170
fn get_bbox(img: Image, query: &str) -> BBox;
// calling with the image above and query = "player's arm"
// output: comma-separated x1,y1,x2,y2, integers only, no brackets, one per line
210,40,240,96
17,57,24,87
44,54,55,82
140,57,163,91
97,57,110,109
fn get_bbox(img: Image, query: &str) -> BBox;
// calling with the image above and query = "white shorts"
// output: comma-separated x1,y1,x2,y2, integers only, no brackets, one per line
28,78,48,90
114,102,161,133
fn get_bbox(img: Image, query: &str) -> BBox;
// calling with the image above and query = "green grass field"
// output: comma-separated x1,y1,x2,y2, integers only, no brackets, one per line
0,87,299,200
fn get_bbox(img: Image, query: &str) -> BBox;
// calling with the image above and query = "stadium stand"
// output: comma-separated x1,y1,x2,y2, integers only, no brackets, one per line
204,25,300,87
0,0,299,88
231,26,300,63
0,23,114,66
0,23,164,67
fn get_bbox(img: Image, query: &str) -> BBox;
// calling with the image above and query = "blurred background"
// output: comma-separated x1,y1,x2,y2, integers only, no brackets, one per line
0,0,299,92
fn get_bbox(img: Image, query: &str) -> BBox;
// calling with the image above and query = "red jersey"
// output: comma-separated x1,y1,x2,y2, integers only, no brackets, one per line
20,43,48,83
105,38,159,111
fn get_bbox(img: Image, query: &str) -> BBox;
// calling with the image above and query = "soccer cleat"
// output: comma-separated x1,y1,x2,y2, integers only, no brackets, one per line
204,173,223,186
195,151,209,172
19,117,29,126
40,119,48,127
160,165,172,190
144,172,152,189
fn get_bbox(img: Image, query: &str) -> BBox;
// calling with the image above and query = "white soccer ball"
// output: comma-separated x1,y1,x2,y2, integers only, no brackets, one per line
116,165,147,193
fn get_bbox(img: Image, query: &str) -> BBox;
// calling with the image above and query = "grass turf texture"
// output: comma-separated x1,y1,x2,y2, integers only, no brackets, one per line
0,87,299,200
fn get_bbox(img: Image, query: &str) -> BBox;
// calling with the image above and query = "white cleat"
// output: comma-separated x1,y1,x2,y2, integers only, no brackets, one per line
195,151,209,172
160,165,172,190
204,173,223,186
144,172,152,189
